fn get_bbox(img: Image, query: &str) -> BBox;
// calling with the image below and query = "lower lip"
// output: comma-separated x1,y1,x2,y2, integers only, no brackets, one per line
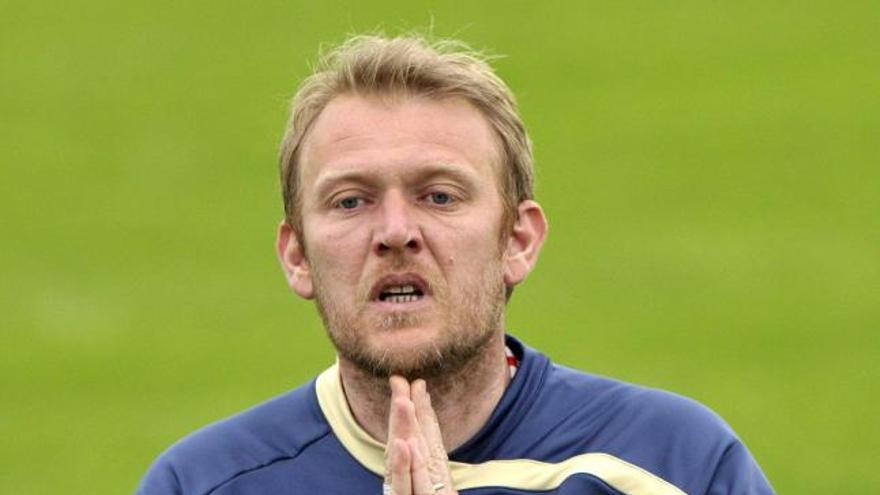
370,295,432,311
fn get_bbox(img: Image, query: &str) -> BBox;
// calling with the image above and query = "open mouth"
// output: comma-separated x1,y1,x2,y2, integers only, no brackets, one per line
370,274,430,304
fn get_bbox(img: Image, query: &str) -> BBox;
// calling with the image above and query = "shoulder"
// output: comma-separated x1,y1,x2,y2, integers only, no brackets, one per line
136,380,331,495
541,361,736,447
538,362,773,494
511,338,734,448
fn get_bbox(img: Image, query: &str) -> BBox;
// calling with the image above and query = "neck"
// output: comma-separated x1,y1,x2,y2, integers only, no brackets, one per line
338,332,511,452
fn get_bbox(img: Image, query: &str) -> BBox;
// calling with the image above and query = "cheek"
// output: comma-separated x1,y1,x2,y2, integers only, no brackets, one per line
439,228,504,275
433,204,505,265
305,221,371,276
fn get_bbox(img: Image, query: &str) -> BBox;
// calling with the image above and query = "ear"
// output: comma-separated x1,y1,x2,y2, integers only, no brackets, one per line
503,200,548,287
276,220,315,299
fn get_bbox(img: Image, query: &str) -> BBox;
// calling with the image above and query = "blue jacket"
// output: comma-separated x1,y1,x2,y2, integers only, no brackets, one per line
138,335,774,494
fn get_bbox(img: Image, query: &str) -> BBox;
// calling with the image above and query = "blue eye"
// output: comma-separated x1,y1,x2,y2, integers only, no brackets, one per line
338,197,361,209
428,192,452,205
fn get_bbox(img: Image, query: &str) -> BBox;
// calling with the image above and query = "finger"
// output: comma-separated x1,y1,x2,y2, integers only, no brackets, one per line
388,376,416,437
390,375,411,402
390,438,412,495
412,381,454,490
385,376,409,482
387,376,415,462
390,396,419,440
408,437,435,495
412,380,446,458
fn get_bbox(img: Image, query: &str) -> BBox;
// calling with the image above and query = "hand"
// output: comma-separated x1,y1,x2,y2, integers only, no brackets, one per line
384,376,458,495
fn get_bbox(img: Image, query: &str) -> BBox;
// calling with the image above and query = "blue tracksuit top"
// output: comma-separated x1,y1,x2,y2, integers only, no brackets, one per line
137,335,774,494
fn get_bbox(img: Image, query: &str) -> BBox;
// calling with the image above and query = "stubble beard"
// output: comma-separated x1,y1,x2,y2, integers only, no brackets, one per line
312,257,506,382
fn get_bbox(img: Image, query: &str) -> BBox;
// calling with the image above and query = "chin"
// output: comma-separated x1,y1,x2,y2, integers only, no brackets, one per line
366,350,449,381
340,326,493,381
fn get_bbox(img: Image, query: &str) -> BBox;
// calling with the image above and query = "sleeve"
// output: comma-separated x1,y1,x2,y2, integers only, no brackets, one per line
705,440,775,495
136,455,184,495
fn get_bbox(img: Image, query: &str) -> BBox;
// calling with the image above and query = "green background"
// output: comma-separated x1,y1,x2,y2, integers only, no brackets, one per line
2,1,877,493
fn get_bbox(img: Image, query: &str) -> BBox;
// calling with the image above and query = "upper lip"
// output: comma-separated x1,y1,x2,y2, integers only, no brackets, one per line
369,273,431,301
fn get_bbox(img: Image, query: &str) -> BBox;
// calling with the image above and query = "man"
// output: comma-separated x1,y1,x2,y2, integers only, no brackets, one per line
138,35,774,495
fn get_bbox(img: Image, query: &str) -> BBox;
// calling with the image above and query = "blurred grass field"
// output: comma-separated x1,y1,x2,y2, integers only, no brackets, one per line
1,1,878,493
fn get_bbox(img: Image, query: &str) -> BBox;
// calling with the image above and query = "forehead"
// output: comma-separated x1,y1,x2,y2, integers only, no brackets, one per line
298,93,501,189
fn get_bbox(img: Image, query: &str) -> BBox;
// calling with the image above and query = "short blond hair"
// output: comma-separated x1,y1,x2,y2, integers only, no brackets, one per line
279,34,534,231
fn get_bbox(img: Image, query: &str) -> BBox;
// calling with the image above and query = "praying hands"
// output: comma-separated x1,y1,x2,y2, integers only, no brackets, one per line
383,377,458,495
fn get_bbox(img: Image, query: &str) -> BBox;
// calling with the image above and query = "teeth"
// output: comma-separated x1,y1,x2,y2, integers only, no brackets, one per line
385,294,420,303
386,285,416,295
385,285,416,294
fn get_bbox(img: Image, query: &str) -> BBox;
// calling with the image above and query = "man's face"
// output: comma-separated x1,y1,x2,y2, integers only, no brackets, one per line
286,94,511,379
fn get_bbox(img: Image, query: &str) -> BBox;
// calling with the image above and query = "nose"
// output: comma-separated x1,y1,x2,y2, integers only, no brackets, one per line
374,190,422,256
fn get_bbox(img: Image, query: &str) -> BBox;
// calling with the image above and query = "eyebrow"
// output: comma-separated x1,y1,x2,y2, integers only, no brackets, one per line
312,162,480,199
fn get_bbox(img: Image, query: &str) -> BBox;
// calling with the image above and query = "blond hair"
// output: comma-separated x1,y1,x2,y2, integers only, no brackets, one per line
278,34,534,231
